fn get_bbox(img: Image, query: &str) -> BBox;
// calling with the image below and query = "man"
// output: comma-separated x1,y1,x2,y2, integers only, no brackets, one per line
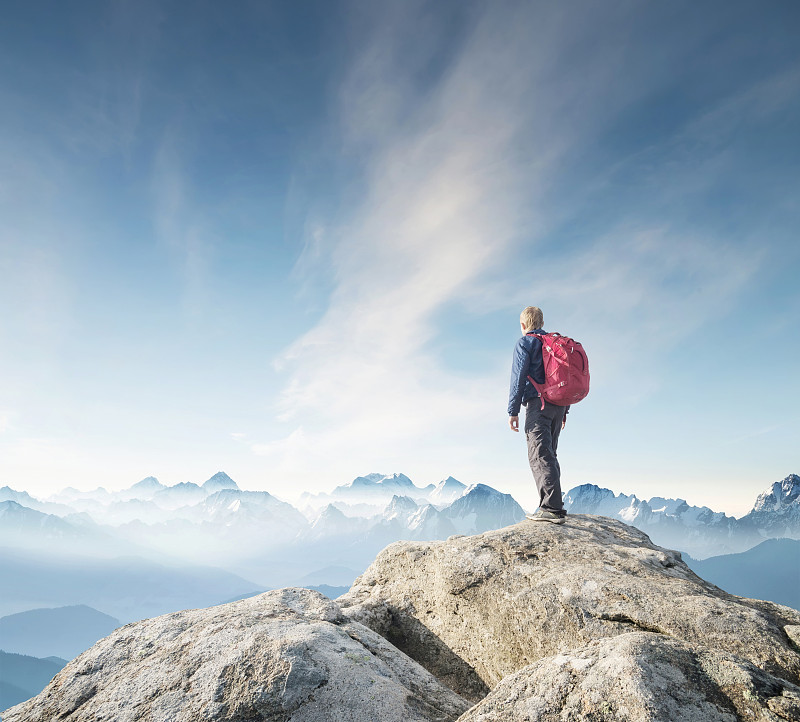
508,306,568,524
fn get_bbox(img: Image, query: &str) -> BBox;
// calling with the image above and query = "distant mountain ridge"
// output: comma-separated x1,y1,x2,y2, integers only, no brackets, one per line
0,547,261,622
429,476,467,505
2,470,798,587
564,473,800,558
201,472,239,493
0,472,523,592
0,487,73,516
0,651,66,711
0,605,121,660
683,538,800,611
299,472,437,509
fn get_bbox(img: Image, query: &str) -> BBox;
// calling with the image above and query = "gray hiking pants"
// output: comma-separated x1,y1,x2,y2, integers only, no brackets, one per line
525,399,566,512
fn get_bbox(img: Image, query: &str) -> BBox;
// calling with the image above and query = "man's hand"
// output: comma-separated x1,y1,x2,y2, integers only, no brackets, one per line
562,416,567,430
509,416,519,432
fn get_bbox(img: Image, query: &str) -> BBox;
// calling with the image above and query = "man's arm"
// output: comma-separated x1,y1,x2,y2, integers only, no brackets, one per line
507,338,531,430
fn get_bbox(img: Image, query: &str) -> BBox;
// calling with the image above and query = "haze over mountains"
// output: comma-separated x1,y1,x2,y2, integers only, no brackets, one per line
2,471,798,622
4,471,798,557
0,472,526,619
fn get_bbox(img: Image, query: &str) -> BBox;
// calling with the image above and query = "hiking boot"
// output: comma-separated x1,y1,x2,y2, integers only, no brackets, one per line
525,509,566,524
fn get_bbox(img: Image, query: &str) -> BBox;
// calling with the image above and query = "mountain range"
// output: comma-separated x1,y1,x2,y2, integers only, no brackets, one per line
1,471,798,625
0,473,523,579
0,472,529,624
563,473,800,558
4,471,798,561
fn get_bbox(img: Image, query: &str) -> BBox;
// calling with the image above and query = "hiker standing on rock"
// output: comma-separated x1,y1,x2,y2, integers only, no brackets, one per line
508,306,583,524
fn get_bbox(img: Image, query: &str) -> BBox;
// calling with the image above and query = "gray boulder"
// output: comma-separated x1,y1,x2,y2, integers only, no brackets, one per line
2,588,470,722
338,515,800,700
457,632,800,722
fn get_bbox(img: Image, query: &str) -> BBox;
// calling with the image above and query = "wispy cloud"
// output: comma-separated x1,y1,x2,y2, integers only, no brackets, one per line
151,134,215,317
725,424,783,445
263,4,619,477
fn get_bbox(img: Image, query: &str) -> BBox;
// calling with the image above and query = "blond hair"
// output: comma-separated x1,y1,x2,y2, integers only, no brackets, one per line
520,306,544,332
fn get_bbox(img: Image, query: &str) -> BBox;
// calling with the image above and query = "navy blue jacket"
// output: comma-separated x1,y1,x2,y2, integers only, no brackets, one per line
508,329,546,416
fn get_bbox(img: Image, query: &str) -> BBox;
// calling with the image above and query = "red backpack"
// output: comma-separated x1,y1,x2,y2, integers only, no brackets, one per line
526,332,590,410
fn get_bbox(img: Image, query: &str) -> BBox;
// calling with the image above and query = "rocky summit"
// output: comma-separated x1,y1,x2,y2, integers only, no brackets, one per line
338,515,800,720
5,515,800,721
340,515,800,719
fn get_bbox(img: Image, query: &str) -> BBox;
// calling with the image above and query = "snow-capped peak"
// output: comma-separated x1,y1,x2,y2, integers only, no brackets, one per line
429,476,467,505
751,474,800,514
345,473,415,490
129,476,164,491
202,472,239,493
309,503,355,536
0,486,41,507
117,476,166,501
444,483,526,533
563,484,641,517
382,495,419,522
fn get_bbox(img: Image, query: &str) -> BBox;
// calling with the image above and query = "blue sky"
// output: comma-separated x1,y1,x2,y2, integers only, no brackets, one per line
1,0,798,515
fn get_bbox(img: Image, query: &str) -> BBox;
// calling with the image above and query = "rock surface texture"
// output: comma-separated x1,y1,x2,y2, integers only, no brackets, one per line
339,515,800,710
2,588,470,722
5,515,800,721
458,632,800,722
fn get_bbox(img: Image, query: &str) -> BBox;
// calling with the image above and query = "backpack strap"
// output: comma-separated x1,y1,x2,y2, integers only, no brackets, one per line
525,333,546,410
527,375,546,410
